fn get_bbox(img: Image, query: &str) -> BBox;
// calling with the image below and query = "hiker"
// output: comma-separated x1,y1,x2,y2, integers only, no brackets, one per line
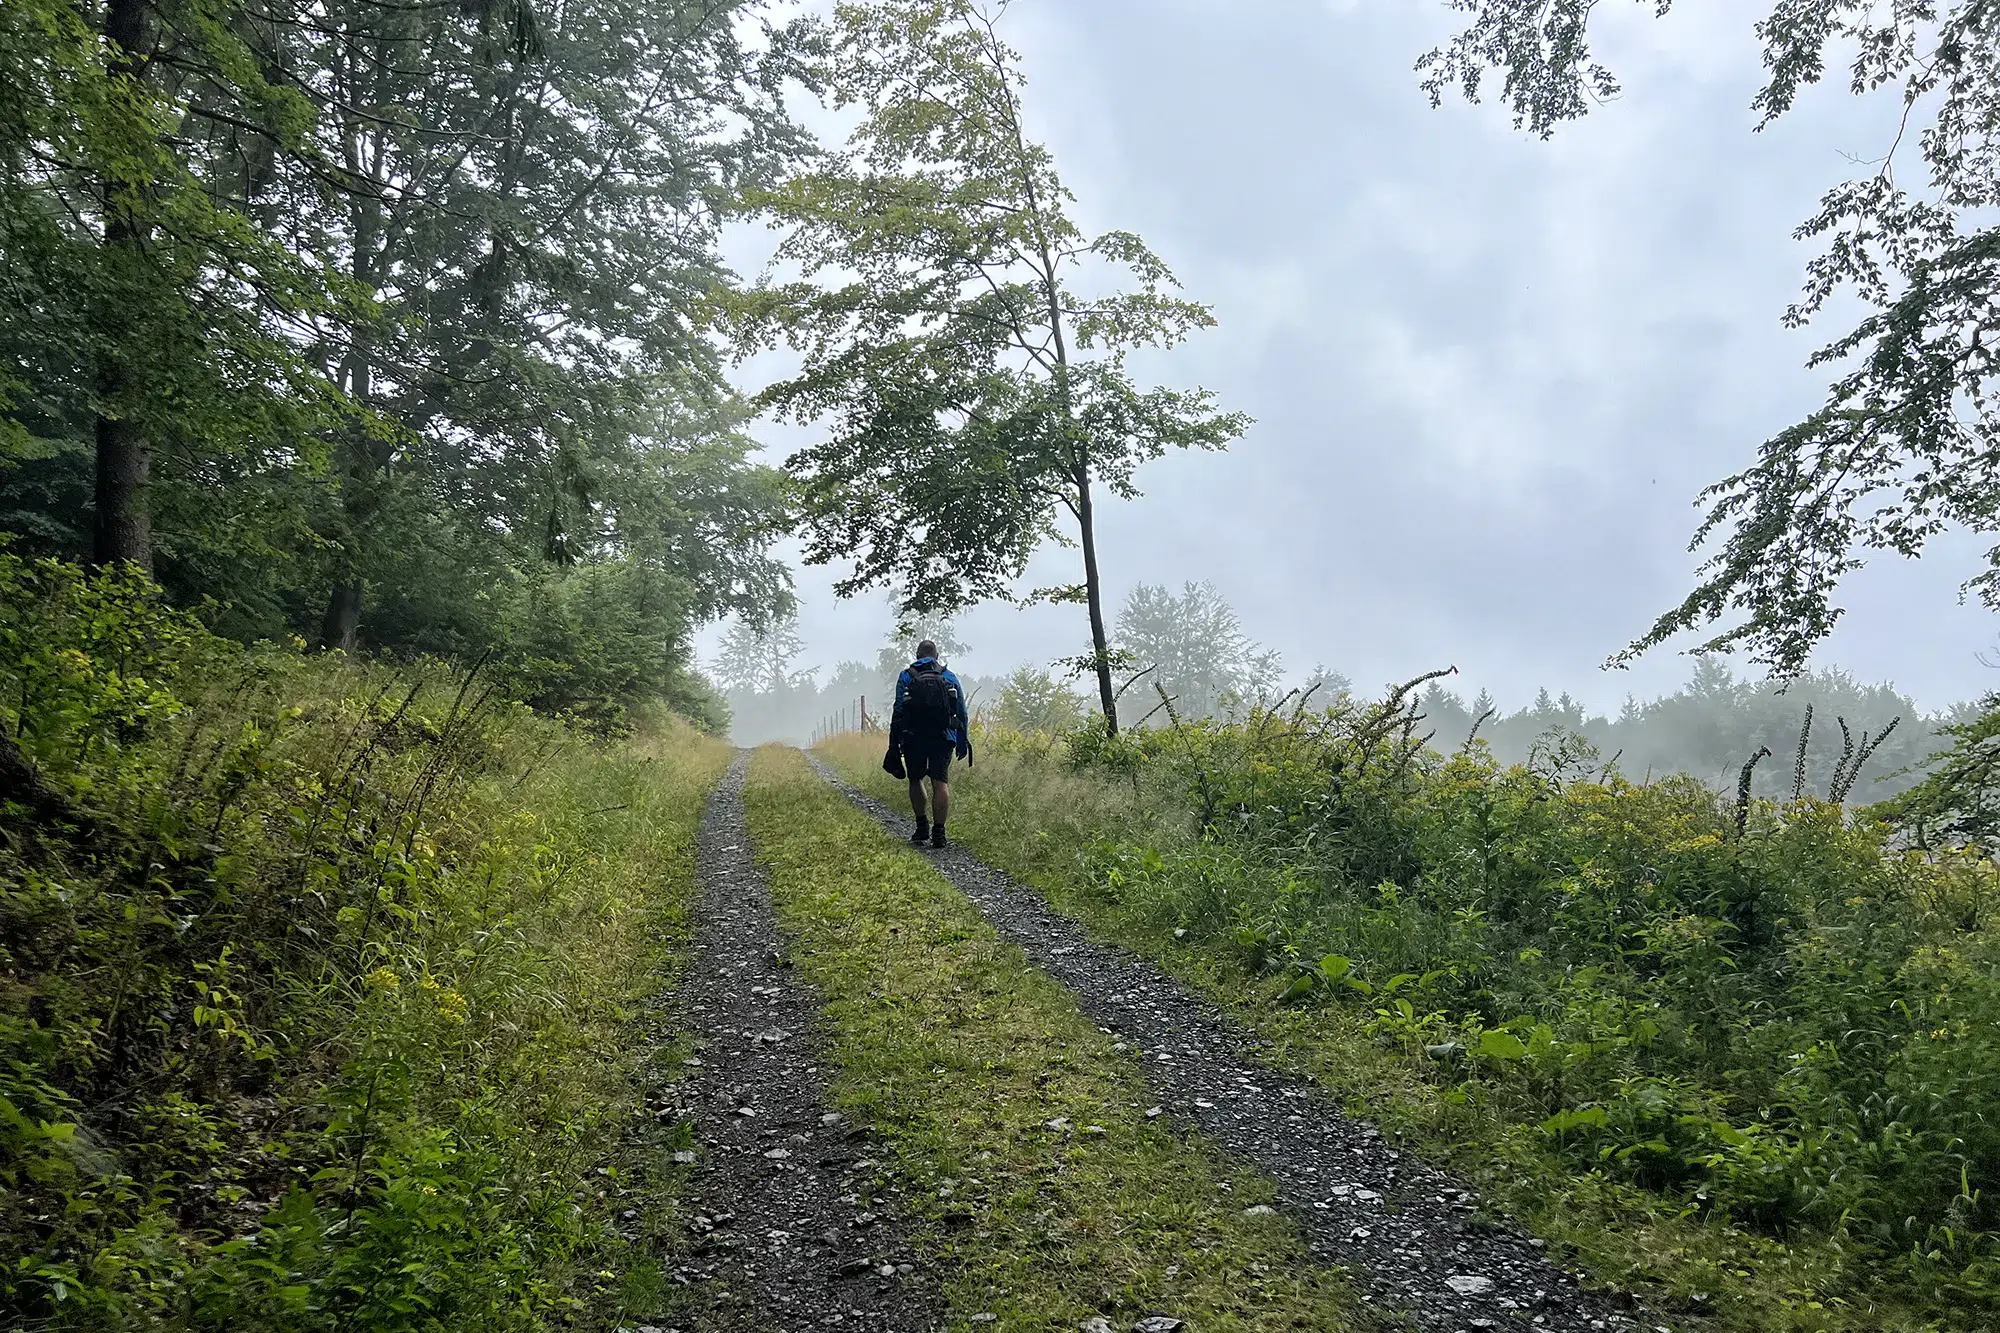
886,639,970,848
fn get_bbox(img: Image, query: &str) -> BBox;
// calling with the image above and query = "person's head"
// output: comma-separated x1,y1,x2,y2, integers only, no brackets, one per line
916,639,938,661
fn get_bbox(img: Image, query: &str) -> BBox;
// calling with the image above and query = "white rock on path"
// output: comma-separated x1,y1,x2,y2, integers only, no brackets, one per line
1445,1273,1496,1296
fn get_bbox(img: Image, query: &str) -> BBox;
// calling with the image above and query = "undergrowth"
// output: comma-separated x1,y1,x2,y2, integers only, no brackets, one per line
742,745,1363,1331
0,555,728,1329
822,693,2000,1333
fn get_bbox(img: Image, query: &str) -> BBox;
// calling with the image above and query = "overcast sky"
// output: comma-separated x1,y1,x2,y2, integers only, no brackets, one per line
700,0,1999,716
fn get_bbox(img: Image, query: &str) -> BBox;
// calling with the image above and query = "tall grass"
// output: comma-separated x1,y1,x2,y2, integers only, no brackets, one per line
0,555,728,1330
824,696,2000,1332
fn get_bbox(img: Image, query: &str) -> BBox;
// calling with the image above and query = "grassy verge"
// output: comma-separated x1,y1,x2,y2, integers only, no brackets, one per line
819,730,1963,1333
542,724,728,1333
0,556,729,1330
741,744,1365,1332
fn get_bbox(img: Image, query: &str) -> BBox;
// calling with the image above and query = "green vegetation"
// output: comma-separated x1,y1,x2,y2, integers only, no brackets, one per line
823,698,2000,1333
741,744,1361,1331
1,556,727,1328
1412,664,1947,804
1112,582,1287,726
2,0,798,724
728,0,1248,732
13,0,2000,1326
1425,2,2000,678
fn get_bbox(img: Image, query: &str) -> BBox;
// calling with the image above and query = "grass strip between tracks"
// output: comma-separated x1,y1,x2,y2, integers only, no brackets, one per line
816,731,1958,1333
741,745,1365,1333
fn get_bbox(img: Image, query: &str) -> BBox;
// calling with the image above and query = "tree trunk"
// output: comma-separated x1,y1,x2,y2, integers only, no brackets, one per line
93,412,151,574
320,65,382,651
320,582,363,652
93,0,154,574
1076,467,1119,735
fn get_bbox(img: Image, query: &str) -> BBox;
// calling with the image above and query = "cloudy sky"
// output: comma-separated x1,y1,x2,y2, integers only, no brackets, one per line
703,0,1998,715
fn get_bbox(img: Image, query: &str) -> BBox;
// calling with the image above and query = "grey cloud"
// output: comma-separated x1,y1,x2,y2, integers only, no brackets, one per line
705,0,1998,714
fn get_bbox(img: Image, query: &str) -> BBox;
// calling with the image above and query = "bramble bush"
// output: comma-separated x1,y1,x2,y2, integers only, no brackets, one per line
833,679,2000,1323
0,555,725,1329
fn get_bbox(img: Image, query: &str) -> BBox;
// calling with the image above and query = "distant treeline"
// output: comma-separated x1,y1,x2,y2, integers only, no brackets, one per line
716,581,1967,800
1408,663,1959,801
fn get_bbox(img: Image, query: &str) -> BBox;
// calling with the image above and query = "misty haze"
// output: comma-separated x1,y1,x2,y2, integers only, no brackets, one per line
6,3,2000,1332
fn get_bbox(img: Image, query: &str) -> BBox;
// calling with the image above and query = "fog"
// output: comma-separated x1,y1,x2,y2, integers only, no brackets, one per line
703,0,1998,734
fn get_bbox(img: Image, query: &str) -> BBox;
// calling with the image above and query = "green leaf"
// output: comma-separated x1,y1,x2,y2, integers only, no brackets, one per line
1541,1106,1609,1136
1478,1029,1527,1061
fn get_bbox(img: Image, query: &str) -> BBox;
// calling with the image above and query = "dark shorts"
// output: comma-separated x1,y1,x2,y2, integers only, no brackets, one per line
903,736,953,783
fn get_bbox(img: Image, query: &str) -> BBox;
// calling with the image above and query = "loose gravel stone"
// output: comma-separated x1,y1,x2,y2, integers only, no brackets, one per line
673,756,940,1333
814,756,1673,1333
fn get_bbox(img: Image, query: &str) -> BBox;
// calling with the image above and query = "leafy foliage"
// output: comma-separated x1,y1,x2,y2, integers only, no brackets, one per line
992,666,1087,734
728,0,1248,730
254,0,807,651
2,0,800,718
1424,1,2000,676
1876,692,2000,854
0,556,727,1326
0,0,355,573
1115,580,1283,722
1413,659,1944,800
834,688,2000,1325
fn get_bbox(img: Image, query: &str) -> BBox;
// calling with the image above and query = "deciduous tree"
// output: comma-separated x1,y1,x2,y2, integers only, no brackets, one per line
1116,580,1281,722
1421,1,2000,676
731,0,1248,734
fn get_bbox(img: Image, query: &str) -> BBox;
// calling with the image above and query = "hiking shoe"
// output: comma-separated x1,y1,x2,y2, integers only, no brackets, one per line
930,825,947,849
910,821,930,845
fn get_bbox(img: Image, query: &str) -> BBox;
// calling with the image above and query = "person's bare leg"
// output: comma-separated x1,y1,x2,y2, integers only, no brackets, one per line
908,775,928,822
931,779,950,827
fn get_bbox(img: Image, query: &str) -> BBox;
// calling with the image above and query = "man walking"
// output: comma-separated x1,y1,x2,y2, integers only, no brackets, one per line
889,639,970,848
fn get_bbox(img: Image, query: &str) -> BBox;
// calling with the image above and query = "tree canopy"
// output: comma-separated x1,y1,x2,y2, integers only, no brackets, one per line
728,0,1248,733
1116,580,1283,722
1423,1,2000,677
1,0,809,727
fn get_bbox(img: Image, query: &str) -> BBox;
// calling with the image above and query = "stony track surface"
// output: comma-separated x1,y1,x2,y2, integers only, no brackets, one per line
813,756,1672,1333
664,756,939,1333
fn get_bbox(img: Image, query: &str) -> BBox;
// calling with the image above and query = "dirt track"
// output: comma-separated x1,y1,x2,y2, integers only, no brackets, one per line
809,754,1667,1333
664,755,939,1333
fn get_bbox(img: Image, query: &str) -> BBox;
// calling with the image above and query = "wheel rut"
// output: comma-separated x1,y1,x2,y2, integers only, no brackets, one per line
810,755,1672,1333
666,755,939,1333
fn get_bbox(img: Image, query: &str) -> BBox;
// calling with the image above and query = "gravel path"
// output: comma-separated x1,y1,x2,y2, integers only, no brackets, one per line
813,756,1673,1333
664,756,939,1333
